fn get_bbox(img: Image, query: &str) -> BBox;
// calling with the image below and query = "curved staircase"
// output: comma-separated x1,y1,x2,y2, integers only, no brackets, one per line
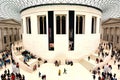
11,41,38,73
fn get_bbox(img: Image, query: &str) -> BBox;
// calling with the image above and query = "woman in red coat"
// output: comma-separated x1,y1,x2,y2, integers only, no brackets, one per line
11,73,15,80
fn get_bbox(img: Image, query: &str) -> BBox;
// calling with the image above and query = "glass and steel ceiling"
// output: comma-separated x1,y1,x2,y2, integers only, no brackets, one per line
0,0,120,21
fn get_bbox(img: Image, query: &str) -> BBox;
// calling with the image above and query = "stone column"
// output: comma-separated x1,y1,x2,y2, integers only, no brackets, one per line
119,28,120,49
14,28,17,41
1,28,5,50
106,28,108,41
16,28,19,41
108,27,111,42
11,28,14,43
113,27,116,47
103,28,105,41
18,28,20,40
16,28,20,41
0,28,3,51
6,28,10,50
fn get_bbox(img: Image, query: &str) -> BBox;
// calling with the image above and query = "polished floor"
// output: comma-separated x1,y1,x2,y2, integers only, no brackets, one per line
1,41,120,80
0,53,120,80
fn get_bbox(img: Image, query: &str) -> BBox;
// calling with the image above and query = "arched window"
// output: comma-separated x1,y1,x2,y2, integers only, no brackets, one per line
91,16,97,34
26,17,31,34
56,16,60,34
76,15,85,34
56,15,66,34
37,15,46,34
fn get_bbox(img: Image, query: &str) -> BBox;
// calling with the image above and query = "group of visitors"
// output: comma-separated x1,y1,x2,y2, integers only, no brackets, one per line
65,59,73,66
112,49,120,70
91,41,120,80
16,46,22,52
1,69,25,80
22,50,37,66
58,68,67,76
92,63,117,80
0,49,26,80
0,50,11,68
95,58,103,64
38,72,46,80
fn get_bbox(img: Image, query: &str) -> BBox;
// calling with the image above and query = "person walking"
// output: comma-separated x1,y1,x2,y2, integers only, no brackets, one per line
63,68,67,74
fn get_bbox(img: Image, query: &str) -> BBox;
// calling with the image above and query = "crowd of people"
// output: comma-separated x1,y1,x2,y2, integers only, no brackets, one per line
90,42,120,80
1,69,25,80
0,48,26,80
92,63,117,80
0,50,11,68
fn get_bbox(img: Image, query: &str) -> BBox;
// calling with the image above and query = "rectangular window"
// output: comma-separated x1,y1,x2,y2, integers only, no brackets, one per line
91,16,97,34
4,36,6,44
26,17,31,34
76,15,85,34
37,16,46,34
10,36,12,42
56,15,66,34
21,34,22,40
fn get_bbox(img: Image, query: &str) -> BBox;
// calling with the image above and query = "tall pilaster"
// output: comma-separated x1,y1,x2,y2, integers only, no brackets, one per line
16,28,20,41
11,28,14,43
113,27,117,46
108,27,111,42
1,28,5,50
0,28,3,51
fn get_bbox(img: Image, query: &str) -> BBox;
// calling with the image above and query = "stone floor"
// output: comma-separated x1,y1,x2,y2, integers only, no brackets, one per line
0,54,120,80
1,41,120,80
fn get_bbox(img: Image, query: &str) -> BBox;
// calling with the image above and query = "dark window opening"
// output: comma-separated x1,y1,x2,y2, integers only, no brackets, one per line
76,15,85,34
56,16,60,34
26,17,31,34
38,16,46,34
56,15,66,34
4,36,6,44
91,17,97,34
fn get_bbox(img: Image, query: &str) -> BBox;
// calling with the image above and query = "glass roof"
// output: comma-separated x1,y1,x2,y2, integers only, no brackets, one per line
0,0,120,21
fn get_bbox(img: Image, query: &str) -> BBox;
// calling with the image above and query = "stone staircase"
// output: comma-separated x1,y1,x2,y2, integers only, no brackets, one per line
79,59,95,71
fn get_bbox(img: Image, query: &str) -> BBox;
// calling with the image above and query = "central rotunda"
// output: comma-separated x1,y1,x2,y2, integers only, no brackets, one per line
21,3,102,60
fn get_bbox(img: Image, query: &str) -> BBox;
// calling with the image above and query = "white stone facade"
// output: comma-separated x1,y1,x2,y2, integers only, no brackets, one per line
21,4,102,60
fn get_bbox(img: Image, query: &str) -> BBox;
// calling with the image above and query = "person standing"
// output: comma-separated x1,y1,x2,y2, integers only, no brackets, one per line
88,56,90,61
11,73,15,80
93,74,96,80
22,75,25,80
58,69,61,76
39,72,41,77
63,68,67,74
